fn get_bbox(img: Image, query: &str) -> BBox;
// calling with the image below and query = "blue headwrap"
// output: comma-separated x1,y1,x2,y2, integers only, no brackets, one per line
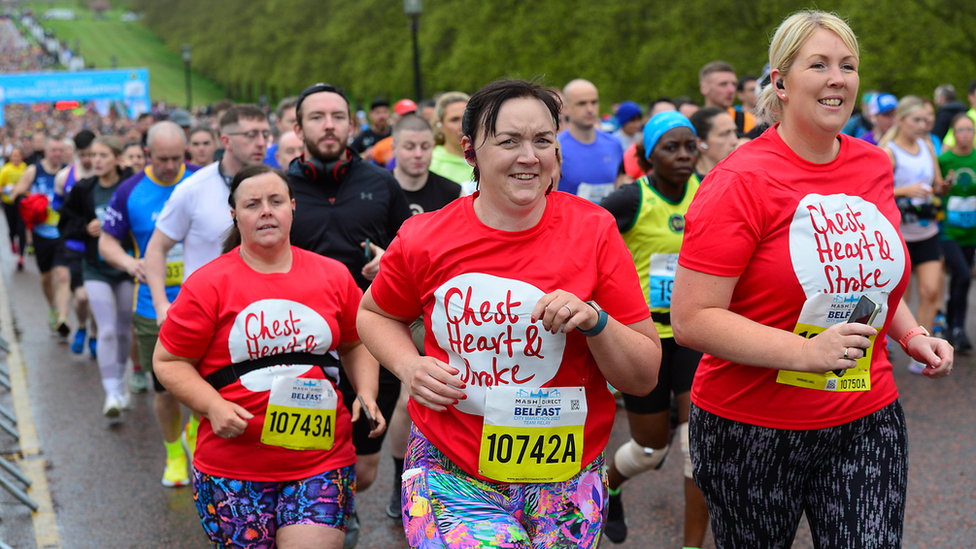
643,111,696,159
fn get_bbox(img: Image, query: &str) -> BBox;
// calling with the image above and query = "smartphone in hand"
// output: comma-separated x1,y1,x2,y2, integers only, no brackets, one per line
357,395,378,430
834,295,881,376
363,238,373,262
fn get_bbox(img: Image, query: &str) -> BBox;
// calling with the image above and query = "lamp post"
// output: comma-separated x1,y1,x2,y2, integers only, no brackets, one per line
403,0,422,101
181,44,192,110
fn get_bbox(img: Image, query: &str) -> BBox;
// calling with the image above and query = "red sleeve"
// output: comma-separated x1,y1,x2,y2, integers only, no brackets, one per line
158,277,218,359
593,219,650,325
338,266,363,343
370,232,424,320
679,168,767,277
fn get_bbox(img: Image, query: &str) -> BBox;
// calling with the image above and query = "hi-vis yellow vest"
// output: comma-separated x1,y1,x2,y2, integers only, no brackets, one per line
620,174,700,339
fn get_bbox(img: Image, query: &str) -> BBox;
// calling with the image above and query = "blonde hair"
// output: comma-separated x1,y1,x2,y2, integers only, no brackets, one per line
93,135,124,157
433,91,469,145
755,11,860,125
877,95,926,149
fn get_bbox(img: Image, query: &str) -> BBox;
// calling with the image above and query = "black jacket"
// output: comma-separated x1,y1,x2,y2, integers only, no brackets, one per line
58,168,133,264
934,101,969,141
287,150,412,291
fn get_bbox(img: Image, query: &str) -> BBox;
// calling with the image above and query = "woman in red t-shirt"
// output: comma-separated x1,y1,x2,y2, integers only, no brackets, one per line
357,80,660,548
154,165,385,549
671,11,953,549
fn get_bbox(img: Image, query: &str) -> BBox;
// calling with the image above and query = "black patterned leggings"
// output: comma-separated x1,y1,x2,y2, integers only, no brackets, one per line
690,401,907,549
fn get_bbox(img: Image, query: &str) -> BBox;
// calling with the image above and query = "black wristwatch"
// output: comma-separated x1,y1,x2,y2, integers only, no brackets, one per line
578,301,608,337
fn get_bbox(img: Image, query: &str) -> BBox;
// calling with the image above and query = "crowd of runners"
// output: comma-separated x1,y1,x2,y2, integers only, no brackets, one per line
0,8,966,549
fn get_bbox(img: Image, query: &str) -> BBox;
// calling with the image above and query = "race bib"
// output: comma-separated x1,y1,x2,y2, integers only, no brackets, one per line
946,195,976,228
776,292,887,392
648,253,679,309
576,182,614,204
165,242,184,286
479,386,586,483
260,376,337,451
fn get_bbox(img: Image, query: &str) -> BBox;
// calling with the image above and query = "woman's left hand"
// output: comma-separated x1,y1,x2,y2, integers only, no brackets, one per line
532,290,598,334
906,335,954,378
351,394,387,438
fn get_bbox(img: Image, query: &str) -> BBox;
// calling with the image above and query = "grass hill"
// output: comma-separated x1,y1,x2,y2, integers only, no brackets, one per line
24,2,225,107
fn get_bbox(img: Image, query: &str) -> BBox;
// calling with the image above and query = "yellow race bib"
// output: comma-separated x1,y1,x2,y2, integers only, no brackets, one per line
165,242,184,286
479,386,586,483
776,292,886,392
260,376,337,451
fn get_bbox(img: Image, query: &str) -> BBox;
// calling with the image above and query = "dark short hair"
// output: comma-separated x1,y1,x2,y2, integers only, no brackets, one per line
219,105,267,130
673,96,698,111
276,96,298,119
418,98,436,110
461,80,561,183
223,164,293,253
370,98,390,110
136,113,154,122
296,83,350,126
73,129,96,150
212,99,235,114
392,114,433,144
699,61,736,82
950,111,974,130
736,74,758,92
690,106,726,141
188,125,216,141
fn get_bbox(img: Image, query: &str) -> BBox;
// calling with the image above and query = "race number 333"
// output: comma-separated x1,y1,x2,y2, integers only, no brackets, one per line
260,376,337,451
479,386,586,483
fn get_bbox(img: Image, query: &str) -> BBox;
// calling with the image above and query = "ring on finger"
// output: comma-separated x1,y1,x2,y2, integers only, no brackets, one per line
563,304,573,316
843,348,849,360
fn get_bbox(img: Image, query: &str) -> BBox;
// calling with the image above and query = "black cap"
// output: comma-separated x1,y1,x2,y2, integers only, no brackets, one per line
296,83,349,114
369,98,390,110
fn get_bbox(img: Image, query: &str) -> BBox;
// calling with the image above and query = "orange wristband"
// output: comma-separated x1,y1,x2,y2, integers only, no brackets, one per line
898,326,929,353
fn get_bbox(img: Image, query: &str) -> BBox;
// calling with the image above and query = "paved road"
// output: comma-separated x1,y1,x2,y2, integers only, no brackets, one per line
0,240,973,548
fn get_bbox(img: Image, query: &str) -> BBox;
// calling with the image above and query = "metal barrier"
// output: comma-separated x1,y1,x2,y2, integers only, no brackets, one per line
0,334,40,519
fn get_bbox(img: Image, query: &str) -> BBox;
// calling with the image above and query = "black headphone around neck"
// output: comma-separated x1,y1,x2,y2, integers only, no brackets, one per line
298,149,353,183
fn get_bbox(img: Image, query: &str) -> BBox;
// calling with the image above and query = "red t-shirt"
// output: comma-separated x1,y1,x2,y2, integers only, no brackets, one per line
370,191,649,480
679,125,909,430
159,246,361,481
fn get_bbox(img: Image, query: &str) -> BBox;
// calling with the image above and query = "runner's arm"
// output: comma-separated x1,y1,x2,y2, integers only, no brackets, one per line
337,339,386,438
98,231,144,282
357,288,466,412
887,299,953,378
670,265,875,374
53,167,68,196
10,165,36,201
153,344,252,437
145,228,178,323
531,290,660,397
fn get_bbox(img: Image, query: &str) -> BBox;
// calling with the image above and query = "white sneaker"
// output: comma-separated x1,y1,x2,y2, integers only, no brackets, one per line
103,394,122,417
908,360,927,375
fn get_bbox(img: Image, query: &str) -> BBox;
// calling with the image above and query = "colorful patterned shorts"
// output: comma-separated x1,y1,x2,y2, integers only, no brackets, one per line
192,465,355,548
400,425,607,549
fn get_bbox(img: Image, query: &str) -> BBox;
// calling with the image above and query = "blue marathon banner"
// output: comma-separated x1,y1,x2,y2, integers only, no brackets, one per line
0,68,150,125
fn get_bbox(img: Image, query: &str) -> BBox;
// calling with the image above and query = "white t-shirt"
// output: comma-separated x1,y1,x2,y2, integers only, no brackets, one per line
155,161,232,280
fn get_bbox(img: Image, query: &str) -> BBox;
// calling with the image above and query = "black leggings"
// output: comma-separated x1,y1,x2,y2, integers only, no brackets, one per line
2,201,25,255
690,401,908,549
941,239,975,331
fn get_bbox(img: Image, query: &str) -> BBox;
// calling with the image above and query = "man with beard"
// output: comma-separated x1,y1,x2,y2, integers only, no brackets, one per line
287,83,411,549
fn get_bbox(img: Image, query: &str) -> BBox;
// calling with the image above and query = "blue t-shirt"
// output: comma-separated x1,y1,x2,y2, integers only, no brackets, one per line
30,161,63,239
102,164,197,318
263,143,280,168
557,130,623,203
